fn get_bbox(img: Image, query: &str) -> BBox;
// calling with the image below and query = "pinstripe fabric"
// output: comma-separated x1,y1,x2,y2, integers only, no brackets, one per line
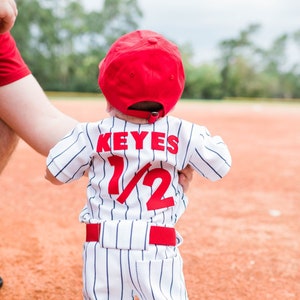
82,244,187,300
47,115,231,299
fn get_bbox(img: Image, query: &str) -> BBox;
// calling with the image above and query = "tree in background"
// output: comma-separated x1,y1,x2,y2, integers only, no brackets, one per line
12,0,142,92
216,23,262,98
214,24,300,99
11,1,300,99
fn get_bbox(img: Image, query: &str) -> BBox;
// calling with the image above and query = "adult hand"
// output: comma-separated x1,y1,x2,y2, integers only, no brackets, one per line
0,0,17,33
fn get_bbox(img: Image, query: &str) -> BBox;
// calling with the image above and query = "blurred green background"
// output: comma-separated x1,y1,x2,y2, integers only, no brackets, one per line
12,0,300,100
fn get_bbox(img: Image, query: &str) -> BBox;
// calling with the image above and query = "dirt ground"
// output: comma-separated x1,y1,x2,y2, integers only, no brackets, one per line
0,100,299,300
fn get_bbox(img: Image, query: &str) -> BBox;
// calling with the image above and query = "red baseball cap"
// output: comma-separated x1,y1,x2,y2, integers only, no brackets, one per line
98,30,185,123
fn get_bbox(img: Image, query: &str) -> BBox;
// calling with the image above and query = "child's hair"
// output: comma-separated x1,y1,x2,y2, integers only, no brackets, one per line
98,30,185,123
129,101,163,113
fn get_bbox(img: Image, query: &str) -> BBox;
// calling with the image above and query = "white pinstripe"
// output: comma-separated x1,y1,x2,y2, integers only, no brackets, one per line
47,115,231,299
82,244,187,300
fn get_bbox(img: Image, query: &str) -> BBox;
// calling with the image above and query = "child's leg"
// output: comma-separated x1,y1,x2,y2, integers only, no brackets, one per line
82,243,135,299
133,246,188,300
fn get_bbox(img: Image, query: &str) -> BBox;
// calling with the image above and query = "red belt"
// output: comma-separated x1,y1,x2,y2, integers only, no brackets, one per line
86,223,176,246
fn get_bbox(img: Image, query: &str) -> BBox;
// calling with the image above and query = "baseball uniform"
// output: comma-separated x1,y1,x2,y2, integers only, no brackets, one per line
47,114,231,299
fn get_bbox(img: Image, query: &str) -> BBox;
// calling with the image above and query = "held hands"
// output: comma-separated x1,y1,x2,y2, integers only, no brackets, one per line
0,0,17,33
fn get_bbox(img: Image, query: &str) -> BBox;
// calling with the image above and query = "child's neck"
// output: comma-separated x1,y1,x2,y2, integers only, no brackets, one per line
116,113,151,124
107,103,163,124
111,110,161,124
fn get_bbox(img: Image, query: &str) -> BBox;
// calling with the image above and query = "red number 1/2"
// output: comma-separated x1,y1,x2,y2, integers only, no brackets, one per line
108,155,123,194
108,155,174,210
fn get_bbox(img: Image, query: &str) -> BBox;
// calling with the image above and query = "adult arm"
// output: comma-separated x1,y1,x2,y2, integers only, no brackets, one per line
0,74,78,156
0,31,78,156
0,118,18,173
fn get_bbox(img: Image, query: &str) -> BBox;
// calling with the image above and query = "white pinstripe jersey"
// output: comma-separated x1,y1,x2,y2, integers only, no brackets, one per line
47,115,231,226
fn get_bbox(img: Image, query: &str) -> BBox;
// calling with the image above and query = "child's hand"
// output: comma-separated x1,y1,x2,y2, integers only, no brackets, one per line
178,165,194,192
45,168,63,185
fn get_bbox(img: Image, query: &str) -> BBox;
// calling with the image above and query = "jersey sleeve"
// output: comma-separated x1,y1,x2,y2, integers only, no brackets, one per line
46,123,91,183
189,125,232,181
0,32,31,86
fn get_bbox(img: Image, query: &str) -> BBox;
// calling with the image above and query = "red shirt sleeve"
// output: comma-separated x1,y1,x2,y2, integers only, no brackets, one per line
0,32,31,86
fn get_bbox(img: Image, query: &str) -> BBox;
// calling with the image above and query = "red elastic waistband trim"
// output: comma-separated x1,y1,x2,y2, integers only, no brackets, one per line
86,223,176,246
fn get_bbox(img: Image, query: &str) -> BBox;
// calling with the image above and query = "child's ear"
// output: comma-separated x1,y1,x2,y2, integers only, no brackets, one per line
106,101,112,113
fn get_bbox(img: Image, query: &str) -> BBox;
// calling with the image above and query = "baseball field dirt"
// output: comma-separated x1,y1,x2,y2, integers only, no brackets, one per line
0,100,299,300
